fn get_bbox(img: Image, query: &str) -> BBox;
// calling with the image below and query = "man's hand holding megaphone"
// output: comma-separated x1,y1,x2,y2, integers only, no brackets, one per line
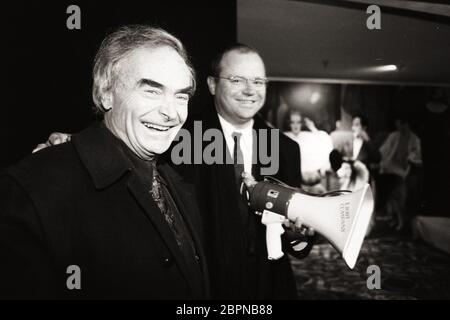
241,173,316,261
240,172,374,269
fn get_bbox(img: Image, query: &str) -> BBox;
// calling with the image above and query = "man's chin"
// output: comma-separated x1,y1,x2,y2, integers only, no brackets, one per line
135,138,171,156
238,111,259,122
145,143,171,155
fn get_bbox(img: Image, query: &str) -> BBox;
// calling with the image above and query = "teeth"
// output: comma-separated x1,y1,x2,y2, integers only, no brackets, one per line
143,122,171,131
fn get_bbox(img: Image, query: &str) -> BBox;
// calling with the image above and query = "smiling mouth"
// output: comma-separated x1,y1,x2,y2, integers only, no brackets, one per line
236,99,257,105
142,122,173,132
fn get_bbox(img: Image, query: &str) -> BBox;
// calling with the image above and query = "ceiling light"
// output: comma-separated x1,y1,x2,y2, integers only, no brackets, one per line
310,92,321,104
375,65,398,72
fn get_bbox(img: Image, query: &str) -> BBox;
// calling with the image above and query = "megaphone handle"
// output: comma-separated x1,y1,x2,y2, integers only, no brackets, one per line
266,223,285,260
261,210,286,260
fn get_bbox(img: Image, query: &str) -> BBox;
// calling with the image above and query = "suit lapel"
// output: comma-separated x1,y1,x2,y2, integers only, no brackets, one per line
158,164,208,296
202,108,238,188
357,141,368,163
126,173,194,294
252,116,267,181
158,165,199,244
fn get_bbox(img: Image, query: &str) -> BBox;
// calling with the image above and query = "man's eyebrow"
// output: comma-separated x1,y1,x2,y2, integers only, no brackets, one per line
138,78,194,96
176,85,195,96
137,78,164,89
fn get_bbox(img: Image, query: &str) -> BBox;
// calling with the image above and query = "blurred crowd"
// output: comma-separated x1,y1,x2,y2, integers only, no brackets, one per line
284,111,423,234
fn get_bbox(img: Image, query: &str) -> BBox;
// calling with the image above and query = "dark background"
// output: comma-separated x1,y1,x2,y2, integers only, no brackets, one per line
4,0,237,169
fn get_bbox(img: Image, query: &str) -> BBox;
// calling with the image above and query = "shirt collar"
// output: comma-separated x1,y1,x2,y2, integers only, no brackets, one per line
217,113,254,137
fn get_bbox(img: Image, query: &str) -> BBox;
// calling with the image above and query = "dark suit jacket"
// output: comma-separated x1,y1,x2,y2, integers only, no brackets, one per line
356,140,381,169
170,106,313,299
333,136,381,171
0,122,209,299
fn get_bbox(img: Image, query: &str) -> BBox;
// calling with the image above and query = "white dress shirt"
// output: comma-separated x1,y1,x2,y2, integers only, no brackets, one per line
284,130,333,174
218,114,254,174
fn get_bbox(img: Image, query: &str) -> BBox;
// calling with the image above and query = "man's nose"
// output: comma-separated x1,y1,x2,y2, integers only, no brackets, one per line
242,80,257,95
159,95,178,121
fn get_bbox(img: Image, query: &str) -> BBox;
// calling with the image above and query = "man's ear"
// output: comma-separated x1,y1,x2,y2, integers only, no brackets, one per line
100,90,113,111
207,76,217,95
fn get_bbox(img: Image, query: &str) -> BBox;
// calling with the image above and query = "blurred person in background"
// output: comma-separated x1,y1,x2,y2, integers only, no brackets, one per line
379,116,422,231
284,110,333,193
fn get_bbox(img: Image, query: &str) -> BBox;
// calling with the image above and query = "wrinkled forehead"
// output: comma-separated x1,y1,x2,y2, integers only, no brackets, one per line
219,50,266,77
117,46,192,88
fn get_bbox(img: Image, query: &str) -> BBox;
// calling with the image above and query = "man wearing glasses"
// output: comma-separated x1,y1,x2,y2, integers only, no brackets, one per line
179,44,315,299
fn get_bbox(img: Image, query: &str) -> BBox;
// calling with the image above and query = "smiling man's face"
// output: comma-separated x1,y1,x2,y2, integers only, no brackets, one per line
103,45,193,159
208,50,266,127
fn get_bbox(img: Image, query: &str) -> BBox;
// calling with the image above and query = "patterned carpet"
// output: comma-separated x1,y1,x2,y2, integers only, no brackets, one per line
291,232,450,300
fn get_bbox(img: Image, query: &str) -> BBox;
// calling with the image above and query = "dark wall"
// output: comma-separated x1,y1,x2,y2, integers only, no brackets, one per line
4,1,236,169
263,82,340,132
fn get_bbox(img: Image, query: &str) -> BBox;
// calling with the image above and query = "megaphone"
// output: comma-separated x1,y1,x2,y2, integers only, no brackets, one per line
242,177,374,269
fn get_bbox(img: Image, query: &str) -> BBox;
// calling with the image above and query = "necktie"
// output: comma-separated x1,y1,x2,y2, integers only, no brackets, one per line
232,132,256,255
232,132,245,188
150,162,183,247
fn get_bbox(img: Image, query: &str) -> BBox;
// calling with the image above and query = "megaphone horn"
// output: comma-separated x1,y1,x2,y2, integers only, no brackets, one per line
245,178,374,269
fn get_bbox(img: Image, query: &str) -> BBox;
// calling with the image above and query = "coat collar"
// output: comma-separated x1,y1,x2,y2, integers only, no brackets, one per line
72,122,133,190
72,121,184,189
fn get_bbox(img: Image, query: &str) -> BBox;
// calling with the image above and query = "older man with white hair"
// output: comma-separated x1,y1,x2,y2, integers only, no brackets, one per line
0,25,208,299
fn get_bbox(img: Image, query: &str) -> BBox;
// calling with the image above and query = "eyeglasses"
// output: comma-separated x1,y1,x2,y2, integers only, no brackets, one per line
215,76,268,89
